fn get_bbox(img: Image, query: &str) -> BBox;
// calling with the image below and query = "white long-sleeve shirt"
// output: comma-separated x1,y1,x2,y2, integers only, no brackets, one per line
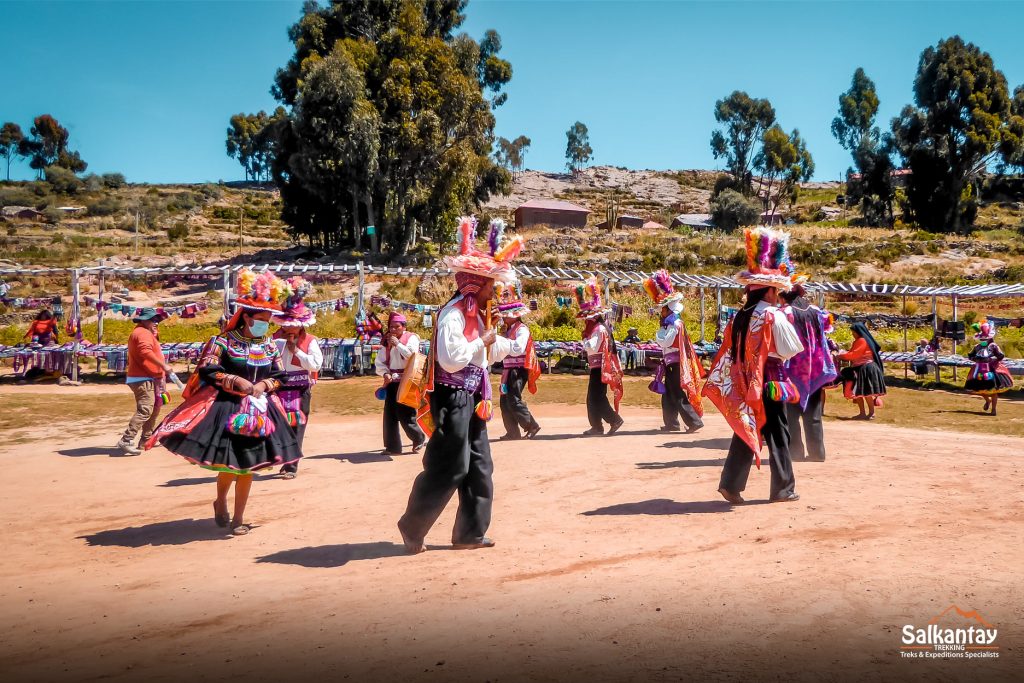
501,321,531,358
655,320,680,351
375,332,421,377
435,295,513,374
275,336,324,374
756,301,804,360
583,324,608,368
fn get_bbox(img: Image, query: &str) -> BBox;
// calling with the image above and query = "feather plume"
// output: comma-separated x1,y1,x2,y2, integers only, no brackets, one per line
236,269,257,298
458,216,476,256
488,219,506,256
493,235,523,263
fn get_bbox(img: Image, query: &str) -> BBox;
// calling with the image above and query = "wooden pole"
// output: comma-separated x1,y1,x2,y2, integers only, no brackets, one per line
239,194,244,256
902,295,908,380
715,287,722,339
357,260,365,313
71,268,80,382
134,212,139,256
96,272,105,374
221,270,231,318
932,295,940,383
699,287,706,342
951,294,958,382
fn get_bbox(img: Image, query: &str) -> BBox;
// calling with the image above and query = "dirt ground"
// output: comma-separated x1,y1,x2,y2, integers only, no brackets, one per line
0,392,1021,682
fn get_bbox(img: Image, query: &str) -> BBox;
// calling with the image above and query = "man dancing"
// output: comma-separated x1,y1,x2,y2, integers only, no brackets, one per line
375,311,426,455
398,218,523,553
496,280,542,441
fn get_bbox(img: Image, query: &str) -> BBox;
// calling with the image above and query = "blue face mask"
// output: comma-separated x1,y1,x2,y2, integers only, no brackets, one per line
248,319,270,337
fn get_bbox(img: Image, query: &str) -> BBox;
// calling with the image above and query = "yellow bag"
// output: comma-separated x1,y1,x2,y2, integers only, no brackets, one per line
397,352,427,408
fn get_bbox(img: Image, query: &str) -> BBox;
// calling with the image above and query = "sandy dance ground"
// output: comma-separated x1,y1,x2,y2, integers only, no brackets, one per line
0,399,1021,682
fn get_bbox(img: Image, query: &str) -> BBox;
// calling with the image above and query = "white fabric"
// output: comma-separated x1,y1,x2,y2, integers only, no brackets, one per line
435,295,512,373
502,322,531,358
583,325,607,355
374,332,420,376
276,337,324,373
667,300,683,314
757,301,804,360
655,320,679,351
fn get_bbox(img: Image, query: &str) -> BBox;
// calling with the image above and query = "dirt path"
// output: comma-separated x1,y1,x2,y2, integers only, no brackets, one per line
0,407,1020,682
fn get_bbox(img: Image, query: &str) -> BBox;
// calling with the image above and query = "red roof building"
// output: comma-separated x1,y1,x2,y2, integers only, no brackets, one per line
513,199,590,229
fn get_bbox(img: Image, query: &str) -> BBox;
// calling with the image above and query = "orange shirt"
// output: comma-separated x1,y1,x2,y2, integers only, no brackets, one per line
836,337,874,366
127,326,166,378
26,319,58,339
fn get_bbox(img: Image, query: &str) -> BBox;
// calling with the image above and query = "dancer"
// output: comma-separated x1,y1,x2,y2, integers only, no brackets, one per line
374,311,426,455
496,279,542,441
117,308,173,456
273,277,323,478
965,320,1013,415
704,227,805,504
147,270,300,536
397,217,523,553
835,322,886,419
781,279,837,461
644,269,704,433
577,277,624,436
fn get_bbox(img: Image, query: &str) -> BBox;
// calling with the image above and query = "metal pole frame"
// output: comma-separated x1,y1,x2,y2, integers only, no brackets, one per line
71,268,80,382
96,272,105,374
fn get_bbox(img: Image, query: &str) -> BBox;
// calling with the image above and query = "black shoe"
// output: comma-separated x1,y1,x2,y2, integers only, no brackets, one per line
525,425,541,439
452,537,496,550
659,425,679,432
607,419,624,435
583,428,604,436
770,492,801,503
498,434,522,441
411,441,424,453
684,425,703,434
718,487,745,504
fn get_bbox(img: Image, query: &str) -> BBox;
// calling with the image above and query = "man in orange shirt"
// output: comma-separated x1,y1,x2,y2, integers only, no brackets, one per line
117,308,172,455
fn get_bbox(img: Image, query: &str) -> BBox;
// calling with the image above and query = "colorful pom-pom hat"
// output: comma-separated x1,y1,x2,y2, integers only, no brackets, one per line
735,227,795,291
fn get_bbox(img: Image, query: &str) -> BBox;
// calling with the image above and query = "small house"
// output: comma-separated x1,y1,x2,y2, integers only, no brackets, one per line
513,199,590,229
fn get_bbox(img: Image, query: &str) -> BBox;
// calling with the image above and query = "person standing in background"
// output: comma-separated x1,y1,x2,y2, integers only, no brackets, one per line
117,308,172,456
273,277,323,478
375,311,426,455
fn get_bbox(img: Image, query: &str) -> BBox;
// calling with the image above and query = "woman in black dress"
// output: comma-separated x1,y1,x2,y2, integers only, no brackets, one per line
147,270,300,535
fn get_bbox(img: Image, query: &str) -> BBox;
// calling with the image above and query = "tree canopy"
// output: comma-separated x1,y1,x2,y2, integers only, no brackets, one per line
267,0,512,254
16,115,87,178
710,91,775,194
890,36,1023,233
565,121,592,175
0,122,25,181
226,108,286,182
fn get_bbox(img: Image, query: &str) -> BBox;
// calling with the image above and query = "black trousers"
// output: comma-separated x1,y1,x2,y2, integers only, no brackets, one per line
785,387,826,461
500,367,539,439
719,393,796,500
383,381,426,453
280,388,312,474
586,367,619,431
398,384,493,545
661,363,704,431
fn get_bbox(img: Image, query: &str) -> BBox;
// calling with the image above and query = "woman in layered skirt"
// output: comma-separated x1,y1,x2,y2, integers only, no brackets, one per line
965,320,1013,415
147,270,300,535
836,322,887,420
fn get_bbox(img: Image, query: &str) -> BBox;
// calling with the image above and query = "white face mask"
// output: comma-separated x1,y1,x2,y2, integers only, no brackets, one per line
248,319,270,337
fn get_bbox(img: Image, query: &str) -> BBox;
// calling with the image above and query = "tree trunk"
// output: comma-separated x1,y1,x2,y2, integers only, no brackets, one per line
350,188,360,247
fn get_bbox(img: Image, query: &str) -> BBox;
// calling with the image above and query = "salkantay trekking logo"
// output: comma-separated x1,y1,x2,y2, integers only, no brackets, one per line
900,605,999,659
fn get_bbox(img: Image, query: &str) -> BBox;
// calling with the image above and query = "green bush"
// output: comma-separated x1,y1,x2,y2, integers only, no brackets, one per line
86,195,123,217
44,166,83,195
0,187,39,208
102,173,127,189
167,222,190,241
711,189,760,231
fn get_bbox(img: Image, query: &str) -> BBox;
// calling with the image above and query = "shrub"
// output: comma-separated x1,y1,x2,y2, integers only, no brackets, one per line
0,187,39,208
711,174,737,199
43,207,63,224
86,195,123,216
101,172,127,189
167,222,189,241
710,189,760,232
82,174,104,192
44,166,83,195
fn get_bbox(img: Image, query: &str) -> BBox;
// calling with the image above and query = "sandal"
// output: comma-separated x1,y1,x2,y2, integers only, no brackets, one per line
230,522,252,536
213,501,230,528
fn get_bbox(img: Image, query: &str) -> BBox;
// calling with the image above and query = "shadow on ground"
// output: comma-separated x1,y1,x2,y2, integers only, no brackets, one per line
256,541,447,568
79,518,230,547
581,498,749,516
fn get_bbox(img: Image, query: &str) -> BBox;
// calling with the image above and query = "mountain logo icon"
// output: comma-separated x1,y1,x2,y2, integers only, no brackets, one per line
928,605,995,629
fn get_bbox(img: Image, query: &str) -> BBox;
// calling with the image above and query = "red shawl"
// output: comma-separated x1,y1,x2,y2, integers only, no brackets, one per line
675,323,705,418
701,309,774,467
586,323,623,413
506,320,542,395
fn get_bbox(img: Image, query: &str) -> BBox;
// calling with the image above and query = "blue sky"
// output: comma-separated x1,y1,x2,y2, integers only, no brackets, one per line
5,1,1024,183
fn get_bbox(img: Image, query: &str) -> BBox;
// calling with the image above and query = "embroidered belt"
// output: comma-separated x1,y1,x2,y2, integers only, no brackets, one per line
435,364,486,393
662,351,680,365
587,354,603,369
281,370,312,389
503,356,526,368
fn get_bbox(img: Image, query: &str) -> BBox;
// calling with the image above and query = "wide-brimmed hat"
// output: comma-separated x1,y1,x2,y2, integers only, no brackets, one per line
496,280,530,319
734,227,795,291
132,307,167,323
272,276,316,328
443,217,523,285
233,268,291,314
643,269,684,311
575,276,610,319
